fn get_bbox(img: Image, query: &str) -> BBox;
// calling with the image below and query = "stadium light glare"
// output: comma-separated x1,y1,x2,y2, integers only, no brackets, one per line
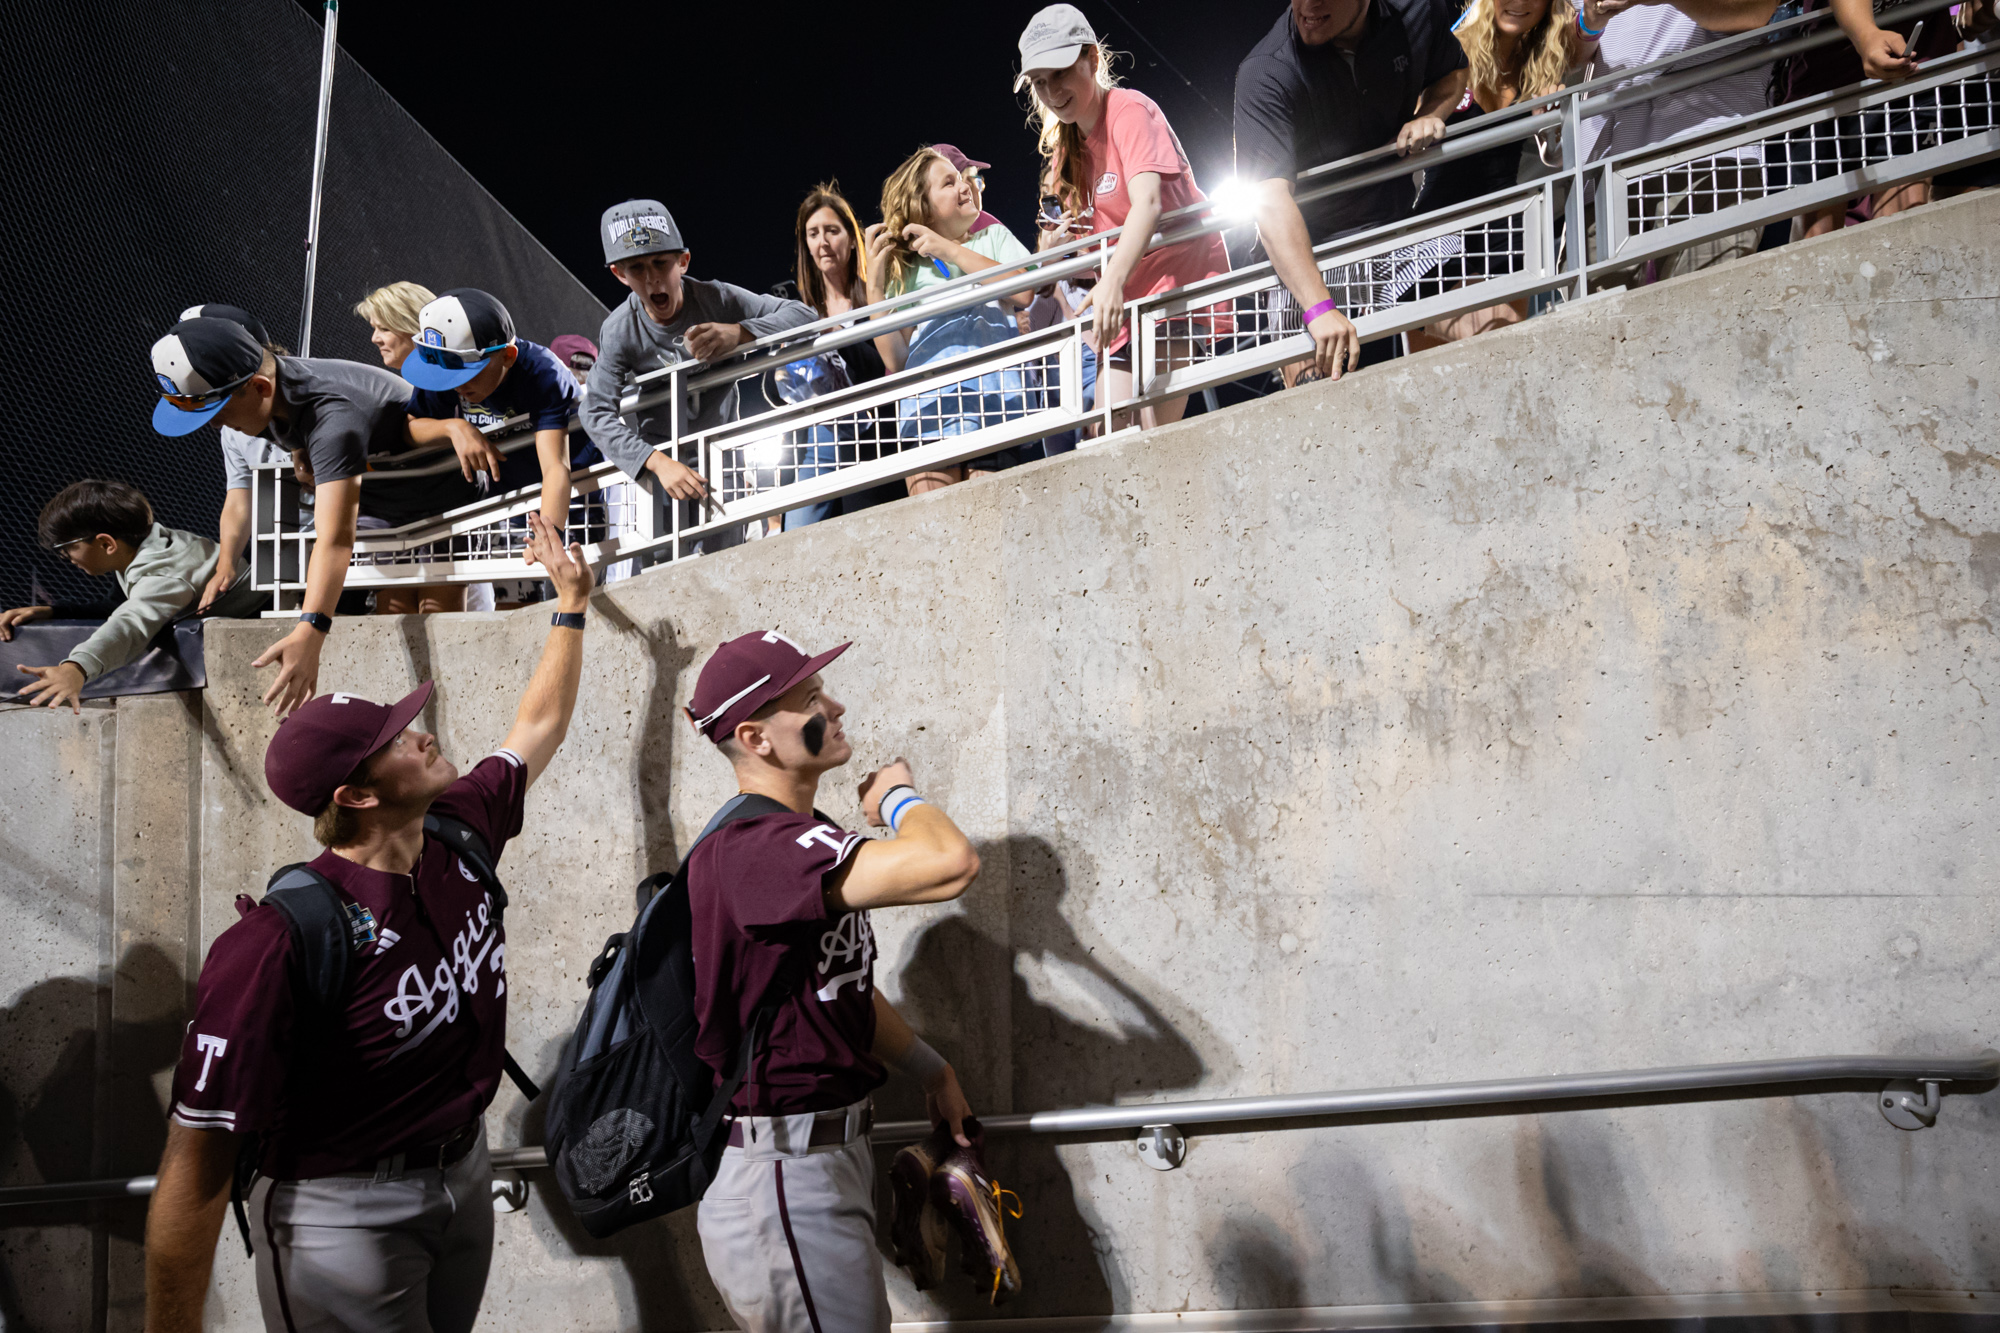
1209,177,1257,224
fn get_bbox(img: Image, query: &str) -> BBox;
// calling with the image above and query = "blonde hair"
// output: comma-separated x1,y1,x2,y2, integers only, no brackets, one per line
1456,0,1576,105
353,281,436,335
1029,43,1123,217
794,182,869,316
877,148,951,296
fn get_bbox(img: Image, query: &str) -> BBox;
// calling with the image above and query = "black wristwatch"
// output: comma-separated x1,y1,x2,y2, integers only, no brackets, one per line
551,611,586,630
298,611,333,634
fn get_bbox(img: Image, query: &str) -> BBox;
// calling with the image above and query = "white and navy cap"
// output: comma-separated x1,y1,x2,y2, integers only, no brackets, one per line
403,288,517,391
179,303,270,348
602,199,684,265
1016,4,1100,88
150,317,265,437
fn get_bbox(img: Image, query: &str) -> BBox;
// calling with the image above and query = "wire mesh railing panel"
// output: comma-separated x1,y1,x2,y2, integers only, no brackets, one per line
1620,57,1999,243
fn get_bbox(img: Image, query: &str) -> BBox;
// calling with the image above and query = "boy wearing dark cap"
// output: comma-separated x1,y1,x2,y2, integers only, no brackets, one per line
149,315,490,715
403,288,602,534
142,515,590,1333
580,200,816,518
681,631,1021,1326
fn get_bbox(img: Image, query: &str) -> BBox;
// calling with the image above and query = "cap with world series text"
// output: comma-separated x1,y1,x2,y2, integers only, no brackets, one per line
686,631,850,743
602,199,685,265
264,682,435,814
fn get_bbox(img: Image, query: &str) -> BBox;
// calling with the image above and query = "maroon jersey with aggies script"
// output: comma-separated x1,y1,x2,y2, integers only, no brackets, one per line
688,808,886,1114
168,752,526,1178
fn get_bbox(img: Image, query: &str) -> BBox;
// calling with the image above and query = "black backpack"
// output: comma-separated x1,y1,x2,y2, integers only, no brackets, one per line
227,812,539,1253
543,793,799,1238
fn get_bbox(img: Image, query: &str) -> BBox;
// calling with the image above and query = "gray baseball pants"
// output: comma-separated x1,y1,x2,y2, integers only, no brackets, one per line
250,1126,493,1333
697,1099,890,1333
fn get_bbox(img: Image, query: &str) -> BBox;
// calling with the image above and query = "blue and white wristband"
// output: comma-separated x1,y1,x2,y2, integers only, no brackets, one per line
880,784,929,832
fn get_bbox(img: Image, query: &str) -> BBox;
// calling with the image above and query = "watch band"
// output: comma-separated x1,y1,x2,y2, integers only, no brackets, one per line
551,612,586,630
298,611,333,633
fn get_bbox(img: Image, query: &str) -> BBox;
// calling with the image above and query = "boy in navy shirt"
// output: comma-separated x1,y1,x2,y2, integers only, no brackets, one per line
404,289,599,534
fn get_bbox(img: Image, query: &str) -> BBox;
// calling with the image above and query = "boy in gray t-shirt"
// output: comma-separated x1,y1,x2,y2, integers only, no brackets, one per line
581,200,817,511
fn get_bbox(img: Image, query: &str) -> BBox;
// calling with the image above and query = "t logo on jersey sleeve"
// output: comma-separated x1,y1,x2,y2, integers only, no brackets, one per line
193,1034,228,1091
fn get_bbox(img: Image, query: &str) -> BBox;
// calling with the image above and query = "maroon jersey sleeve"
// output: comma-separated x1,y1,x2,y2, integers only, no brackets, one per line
705,813,867,930
428,750,528,859
168,909,298,1136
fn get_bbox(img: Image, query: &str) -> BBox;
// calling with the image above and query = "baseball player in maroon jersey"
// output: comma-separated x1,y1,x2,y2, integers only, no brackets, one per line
683,630,1013,1330
142,514,590,1333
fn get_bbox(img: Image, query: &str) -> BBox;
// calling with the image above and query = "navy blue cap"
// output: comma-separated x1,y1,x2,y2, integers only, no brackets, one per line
403,288,516,391
150,318,265,436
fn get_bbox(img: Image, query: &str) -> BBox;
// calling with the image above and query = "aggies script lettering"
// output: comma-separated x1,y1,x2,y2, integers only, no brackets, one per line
383,866,506,1059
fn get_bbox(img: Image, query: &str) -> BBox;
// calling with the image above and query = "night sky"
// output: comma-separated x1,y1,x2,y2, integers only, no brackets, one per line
298,0,1288,310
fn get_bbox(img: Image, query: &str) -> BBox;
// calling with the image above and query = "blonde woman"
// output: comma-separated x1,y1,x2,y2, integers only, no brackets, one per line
1018,4,1229,430
1408,0,1609,345
352,281,435,371
864,148,1034,495
350,280,479,614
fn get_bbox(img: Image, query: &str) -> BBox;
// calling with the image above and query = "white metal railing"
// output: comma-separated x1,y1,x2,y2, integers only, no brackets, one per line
251,6,1996,600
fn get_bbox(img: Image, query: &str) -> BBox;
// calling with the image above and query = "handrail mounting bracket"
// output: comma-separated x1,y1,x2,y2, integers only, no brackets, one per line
1879,1079,1942,1130
1137,1123,1186,1171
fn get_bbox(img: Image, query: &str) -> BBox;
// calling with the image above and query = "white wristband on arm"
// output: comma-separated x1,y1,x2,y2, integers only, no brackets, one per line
890,1034,949,1087
880,784,929,832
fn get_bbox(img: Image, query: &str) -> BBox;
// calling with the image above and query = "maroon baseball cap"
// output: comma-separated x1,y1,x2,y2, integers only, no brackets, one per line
934,144,990,173
687,631,850,744
264,682,435,814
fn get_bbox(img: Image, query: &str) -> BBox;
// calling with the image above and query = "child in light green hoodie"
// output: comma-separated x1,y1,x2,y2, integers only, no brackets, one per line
1,480,265,711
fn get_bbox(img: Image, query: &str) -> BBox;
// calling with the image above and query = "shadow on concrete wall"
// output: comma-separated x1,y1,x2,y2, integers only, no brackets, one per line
0,944,188,1327
884,835,1209,1316
596,598,698,877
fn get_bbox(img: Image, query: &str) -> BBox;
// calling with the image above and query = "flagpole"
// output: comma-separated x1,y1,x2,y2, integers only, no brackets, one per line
298,0,339,356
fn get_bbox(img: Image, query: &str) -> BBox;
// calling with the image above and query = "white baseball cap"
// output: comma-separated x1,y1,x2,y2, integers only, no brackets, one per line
1015,4,1100,89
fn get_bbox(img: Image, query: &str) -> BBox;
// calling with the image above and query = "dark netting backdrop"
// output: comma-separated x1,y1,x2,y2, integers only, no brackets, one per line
0,0,606,608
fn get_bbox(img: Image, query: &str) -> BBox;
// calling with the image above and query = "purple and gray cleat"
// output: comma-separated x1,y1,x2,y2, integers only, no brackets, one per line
927,1117,1023,1304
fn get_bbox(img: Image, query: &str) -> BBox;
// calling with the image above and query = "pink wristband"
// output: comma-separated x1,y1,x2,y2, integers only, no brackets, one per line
1302,298,1340,324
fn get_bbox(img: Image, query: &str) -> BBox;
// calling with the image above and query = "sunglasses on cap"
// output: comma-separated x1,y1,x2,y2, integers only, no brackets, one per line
411,341,511,373
157,370,256,414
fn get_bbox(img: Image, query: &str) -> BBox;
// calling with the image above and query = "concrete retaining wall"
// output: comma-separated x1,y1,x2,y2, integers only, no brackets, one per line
2,190,1994,1329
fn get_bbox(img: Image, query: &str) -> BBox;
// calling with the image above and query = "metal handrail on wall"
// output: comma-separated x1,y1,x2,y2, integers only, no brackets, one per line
248,9,1999,600
2,1048,1989,1204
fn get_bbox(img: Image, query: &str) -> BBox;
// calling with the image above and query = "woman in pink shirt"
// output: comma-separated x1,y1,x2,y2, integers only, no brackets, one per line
1017,4,1231,432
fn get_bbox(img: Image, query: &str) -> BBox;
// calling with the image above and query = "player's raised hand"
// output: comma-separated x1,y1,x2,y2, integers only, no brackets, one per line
859,758,916,827
525,514,593,608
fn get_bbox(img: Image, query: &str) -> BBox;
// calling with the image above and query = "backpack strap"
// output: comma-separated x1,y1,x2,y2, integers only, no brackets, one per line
422,812,536,1099
425,813,507,922
231,865,356,1258
672,793,817,1152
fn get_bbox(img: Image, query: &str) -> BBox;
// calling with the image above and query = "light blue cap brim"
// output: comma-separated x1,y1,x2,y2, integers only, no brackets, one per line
152,395,229,437
402,353,488,391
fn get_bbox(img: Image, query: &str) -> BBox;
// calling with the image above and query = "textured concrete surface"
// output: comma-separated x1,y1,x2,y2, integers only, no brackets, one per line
2,190,1995,1327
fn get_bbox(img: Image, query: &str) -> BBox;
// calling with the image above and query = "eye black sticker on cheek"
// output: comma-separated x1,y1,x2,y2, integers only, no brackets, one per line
802,713,828,757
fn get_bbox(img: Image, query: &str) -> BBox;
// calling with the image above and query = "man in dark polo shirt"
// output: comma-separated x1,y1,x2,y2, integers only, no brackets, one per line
1235,0,1469,382
141,513,590,1333
683,631,1004,1328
